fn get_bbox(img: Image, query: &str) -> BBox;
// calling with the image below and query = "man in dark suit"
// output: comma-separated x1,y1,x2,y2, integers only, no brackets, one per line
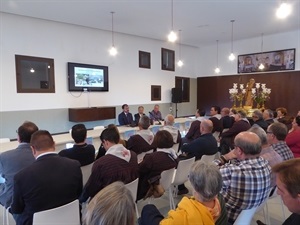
58,123,95,166
118,104,133,125
0,121,38,208
220,107,235,132
11,130,82,225
134,105,145,125
209,106,222,133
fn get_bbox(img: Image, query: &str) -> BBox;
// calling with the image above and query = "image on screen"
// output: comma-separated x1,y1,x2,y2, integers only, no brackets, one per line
74,67,104,88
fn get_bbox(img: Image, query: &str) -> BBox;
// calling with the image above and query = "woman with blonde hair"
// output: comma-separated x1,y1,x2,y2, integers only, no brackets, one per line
83,181,135,225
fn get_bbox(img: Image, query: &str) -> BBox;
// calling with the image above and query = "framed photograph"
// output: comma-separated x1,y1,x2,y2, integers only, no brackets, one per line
161,48,175,71
238,48,295,73
151,85,161,101
139,51,151,69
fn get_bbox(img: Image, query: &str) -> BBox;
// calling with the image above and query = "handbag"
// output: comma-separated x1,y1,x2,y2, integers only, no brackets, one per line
143,175,165,199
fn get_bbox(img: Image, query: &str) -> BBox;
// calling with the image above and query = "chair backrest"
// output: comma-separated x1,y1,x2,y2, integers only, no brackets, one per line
200,153,218,163
137,149,153,163
172,157,195,185
125,178,139,201
81,163,94,186
233,205,258,225
173,143,180,152
33,199,80,225
150,126,160,135
93,126,105,130
0,138,10,144
160,168,176,190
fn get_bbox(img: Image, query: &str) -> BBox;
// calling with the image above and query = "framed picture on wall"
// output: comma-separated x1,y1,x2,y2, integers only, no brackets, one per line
161,48,175,71
139,51,151,69
151,85,161,101
238,48,295,73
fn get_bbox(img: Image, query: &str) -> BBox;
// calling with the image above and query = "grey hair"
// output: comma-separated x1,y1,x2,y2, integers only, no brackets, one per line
83,181,135,225
253,110,263,120
237,110,247,118
249,125,268,145
264,109,274,118
164,114,175,126
189,161,222,202
139,115,150,129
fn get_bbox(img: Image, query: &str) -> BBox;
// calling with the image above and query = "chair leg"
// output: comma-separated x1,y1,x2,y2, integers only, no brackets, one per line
168,187,175,210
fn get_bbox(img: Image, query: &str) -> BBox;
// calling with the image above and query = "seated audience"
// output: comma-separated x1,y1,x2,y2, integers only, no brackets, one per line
219,110,251,154
181,109,205,144
263,109,274,125
160,114,181,145
80,126,138,203
0,121,38,208
209,106,222,134
127,115,155,155
11,130,82,225
59,124,95,166
220,107,235,132
83,181,135,225
286,116,300,158
215,131,271,224
249,125,283,187
134,105,145,125
267,122,294,161
118,104,133,126
252,110,268,131
140,161,228,225
229,108,237,117
137,130,178,200
149,104,163,122
276,107,293,130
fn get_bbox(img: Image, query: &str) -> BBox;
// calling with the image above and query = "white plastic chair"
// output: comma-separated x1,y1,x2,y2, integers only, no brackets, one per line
200,153,218,163
150,126,160,135
1,206,10,225
137,149,153,163
93,126,105,130
81,163,94,186
233,205,258,225
125,178,139,218
0,138,10,143
169,157,195,209
123,130,135,140
32,199,80,225
173,143,180,152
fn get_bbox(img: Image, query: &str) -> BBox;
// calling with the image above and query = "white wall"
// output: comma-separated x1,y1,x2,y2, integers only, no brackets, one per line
197,29,300,77
0,12,198,112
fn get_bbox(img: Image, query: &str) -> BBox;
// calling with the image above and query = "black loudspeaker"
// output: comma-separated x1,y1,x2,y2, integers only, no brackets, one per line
171,88,182,103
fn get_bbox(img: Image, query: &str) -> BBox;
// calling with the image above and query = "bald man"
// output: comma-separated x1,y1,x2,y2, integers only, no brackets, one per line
160,114,181,145
215,131,271,224
181,119,218,160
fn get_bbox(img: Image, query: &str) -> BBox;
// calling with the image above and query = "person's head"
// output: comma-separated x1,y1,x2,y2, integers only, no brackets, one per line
249,125,268,146
234,110,247,122
83,181,136,225
71,124,87,143
273,159,300,214
200,119,213,134
210,106,221,116
17,121,39,143
122,104,129,113
252,110,263,122
153,130,173,148
233,131,262,159
164,114,175,126
100,127,120,150
138,106,144,114
229,108,237,116
189,161,222,202
292,116,300,130
263,109,274,120
276,107,287,118
221,107,230,117
196,109,206,117
267,122,288,144
138,115,151,130
30,130,55,157
153,104,160,112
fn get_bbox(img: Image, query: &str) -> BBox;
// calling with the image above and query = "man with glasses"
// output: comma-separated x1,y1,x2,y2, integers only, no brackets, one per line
252,110,268,131
214,131,271,225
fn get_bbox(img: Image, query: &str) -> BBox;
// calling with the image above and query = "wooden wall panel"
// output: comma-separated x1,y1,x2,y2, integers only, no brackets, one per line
197,71,300,116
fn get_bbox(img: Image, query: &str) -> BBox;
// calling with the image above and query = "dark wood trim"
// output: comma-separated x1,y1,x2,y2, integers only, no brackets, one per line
151,85,161,101
69,107,116,122
175,76,190,102
161,48,175,71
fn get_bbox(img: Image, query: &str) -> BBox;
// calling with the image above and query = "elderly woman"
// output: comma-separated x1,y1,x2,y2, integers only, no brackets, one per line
139,161,227,225
82,181,135,225
286,116,300,158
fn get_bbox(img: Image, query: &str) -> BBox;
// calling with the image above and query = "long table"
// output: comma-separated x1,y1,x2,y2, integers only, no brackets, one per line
0,118,194,153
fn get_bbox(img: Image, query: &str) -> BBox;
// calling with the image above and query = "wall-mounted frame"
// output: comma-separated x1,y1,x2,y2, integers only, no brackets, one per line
139,51,151,69
15,55,55,93
161,48,175,71
151,85,161,101
238,48,295,73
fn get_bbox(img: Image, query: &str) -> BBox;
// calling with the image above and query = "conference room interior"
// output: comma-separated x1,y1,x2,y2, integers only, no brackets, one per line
0,1,300,224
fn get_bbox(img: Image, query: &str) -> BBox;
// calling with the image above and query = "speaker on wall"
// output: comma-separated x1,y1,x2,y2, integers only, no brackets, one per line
171,88,182,103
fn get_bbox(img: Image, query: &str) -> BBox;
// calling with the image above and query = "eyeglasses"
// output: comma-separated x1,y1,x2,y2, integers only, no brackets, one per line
266,131,273,134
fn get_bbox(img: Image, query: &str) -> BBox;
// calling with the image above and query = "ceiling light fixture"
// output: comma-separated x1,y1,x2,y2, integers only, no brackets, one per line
215,40,220,74
228,20,235,61
167,0,177,42
177,29,183,67
276,0,292,19
109,11,117,56
258,33,265,70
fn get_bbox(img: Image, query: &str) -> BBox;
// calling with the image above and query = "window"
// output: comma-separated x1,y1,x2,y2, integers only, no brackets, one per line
175,76,190,102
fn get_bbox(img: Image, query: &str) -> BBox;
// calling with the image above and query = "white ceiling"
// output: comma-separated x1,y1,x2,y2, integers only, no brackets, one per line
1,0,299,47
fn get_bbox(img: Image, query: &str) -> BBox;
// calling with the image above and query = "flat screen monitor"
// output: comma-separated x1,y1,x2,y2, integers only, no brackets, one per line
68,62,109,92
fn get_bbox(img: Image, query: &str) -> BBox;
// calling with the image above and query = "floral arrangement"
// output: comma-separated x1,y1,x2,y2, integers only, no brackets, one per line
251,83,271,108
229,83,246,108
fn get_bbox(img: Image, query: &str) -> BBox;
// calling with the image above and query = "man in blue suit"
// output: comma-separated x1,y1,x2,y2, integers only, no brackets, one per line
0,121,38,208
118,104,133,125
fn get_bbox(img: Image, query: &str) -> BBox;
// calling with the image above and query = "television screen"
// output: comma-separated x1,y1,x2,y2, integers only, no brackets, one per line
68,62,109,91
